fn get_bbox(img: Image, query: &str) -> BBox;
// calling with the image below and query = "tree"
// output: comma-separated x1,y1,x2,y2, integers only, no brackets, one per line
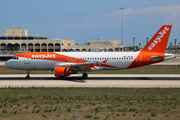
139,43,141,50
175,39,177,50
146,37,149,44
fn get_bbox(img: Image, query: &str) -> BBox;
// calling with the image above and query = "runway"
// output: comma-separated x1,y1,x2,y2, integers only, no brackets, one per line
0,74,180,88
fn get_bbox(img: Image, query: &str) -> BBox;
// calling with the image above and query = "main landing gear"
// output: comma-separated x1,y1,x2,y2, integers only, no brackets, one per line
26,70,30,79
82,73,88,79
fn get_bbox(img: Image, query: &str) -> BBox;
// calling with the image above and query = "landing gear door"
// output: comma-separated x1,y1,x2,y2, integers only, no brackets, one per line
24,54,30,64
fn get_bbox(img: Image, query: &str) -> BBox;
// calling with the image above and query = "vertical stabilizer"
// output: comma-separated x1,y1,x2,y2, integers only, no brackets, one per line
141,25,172,53
127,25,172,69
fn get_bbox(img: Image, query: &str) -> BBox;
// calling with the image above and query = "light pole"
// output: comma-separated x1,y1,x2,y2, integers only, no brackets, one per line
119,7,125,51
133,37,135,51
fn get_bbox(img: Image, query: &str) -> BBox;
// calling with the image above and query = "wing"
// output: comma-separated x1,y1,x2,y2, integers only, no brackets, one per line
55,61,102,71
55,59,118,71
56,61,98,67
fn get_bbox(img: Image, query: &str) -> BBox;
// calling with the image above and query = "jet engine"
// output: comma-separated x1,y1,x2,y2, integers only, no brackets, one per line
54,67,70,77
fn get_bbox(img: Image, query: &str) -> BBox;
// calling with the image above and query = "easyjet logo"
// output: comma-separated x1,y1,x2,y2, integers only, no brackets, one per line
31,54,56,58
148,26,169,50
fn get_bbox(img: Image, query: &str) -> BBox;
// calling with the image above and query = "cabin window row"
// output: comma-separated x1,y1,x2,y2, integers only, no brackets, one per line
79,57,133,60
30,57,133,60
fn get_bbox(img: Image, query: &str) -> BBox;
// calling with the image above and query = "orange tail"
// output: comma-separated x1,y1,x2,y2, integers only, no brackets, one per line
141,25,172,53
128,25,172,69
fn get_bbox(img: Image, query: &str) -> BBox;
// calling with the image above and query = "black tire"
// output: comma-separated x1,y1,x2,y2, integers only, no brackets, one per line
82,73,88,79
26,75,30,79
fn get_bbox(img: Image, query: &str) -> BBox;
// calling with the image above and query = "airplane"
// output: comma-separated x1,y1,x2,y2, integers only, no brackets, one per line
5,25,175,79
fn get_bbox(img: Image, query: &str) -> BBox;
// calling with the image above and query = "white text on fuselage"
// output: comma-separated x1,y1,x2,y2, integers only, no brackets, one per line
148,26,169,50
31,54,55,58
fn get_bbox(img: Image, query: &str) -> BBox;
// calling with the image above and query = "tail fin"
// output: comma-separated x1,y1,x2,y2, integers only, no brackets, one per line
141,25,172,53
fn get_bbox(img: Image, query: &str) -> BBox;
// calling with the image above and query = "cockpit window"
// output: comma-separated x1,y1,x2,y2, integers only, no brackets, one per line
12,57,18,60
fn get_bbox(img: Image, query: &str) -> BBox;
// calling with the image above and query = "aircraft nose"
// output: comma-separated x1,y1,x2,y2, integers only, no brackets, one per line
5,61,11,68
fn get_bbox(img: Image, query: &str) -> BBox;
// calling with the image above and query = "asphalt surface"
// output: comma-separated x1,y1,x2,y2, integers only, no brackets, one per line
0,74,180,88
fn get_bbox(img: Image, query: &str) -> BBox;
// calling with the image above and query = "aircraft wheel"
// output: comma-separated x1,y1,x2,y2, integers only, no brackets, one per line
26,75,30,79
82,73,88,79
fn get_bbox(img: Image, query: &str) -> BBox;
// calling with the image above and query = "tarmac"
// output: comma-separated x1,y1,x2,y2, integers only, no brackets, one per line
0,74,180,88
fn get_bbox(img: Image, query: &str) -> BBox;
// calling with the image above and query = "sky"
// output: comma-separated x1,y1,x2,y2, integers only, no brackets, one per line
0,0,180,47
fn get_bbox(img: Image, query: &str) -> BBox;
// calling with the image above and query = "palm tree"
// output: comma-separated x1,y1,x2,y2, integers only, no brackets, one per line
175,39,177,50
139,43,141,50
146,37,149,44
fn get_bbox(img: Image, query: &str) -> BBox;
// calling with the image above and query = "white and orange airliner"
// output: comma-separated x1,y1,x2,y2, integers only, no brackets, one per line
5,25,175,79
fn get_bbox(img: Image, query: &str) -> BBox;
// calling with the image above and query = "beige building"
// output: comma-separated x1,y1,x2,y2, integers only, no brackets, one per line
5,29,28,35
0,29,123,53
0,29,75,53
86,40,121,47
63,39,122,52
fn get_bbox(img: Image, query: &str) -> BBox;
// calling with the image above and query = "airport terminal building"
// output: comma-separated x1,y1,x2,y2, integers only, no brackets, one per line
0,29,122,54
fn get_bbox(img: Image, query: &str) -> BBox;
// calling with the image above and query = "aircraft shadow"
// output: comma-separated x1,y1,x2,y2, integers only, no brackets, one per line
87,77,180,80
0,76,179,82
0,77,86,83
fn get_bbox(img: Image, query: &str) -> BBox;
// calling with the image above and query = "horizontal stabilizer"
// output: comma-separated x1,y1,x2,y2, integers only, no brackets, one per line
151,54,175,61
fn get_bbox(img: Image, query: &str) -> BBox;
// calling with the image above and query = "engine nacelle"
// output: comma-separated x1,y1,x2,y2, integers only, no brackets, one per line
54,67,70,77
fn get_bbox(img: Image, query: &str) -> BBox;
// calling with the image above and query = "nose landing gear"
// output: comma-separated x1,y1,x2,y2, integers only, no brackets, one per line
26,70,30,79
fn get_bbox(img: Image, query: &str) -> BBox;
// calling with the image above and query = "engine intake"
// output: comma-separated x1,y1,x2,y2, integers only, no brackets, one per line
54,67,70,77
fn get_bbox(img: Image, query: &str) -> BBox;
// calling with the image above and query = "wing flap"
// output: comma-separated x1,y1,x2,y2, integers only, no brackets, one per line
56,61,98,67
